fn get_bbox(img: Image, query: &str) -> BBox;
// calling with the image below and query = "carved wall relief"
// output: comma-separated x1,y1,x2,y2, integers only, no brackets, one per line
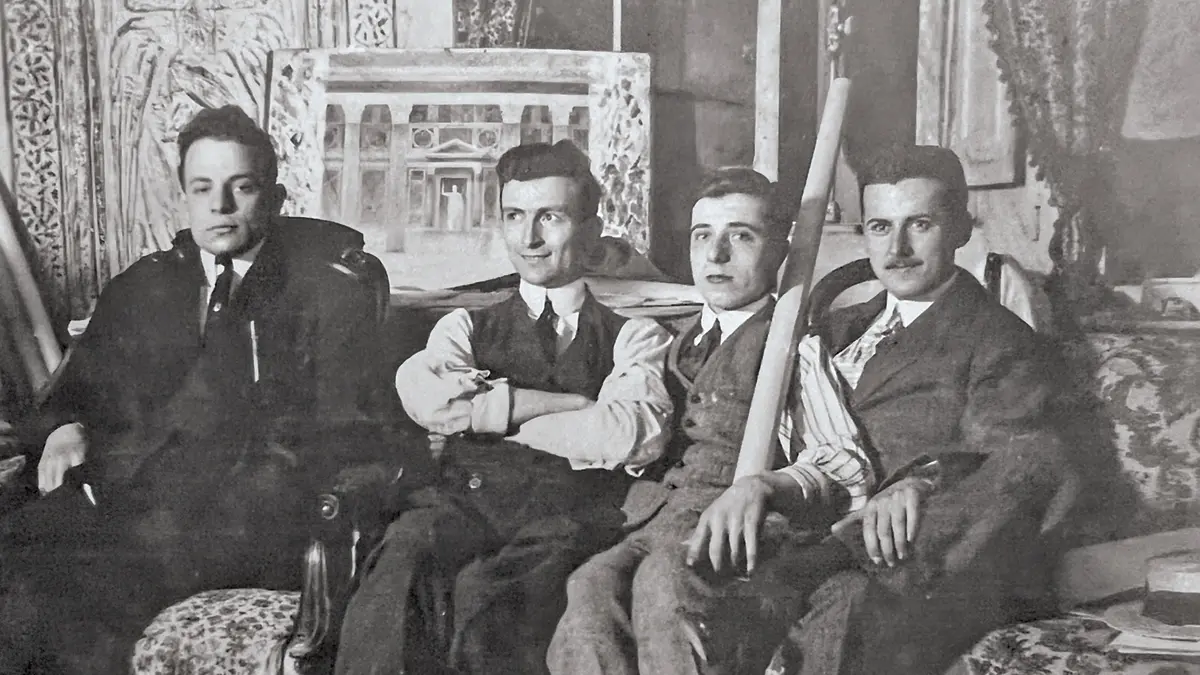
3,0,105,320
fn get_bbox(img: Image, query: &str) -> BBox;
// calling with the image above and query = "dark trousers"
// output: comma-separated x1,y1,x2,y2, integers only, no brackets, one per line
0,446,309,675
547,488,851,675
336,444,633,675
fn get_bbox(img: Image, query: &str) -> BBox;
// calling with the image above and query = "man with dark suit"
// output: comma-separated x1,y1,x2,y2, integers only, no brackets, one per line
743,144,1075,675
0,105,388,674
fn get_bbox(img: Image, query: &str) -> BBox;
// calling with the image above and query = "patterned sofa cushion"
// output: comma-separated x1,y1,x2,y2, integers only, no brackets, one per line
1062,332,1200,544
133,589,299,675
947,617,1200,675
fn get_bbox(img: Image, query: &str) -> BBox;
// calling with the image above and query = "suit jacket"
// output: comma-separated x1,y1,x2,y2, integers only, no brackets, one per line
32,217,388,490
816,270,1074,599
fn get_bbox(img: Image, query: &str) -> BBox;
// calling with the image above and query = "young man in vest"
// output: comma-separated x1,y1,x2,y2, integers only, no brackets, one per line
547,167,875,675
335,140,674,675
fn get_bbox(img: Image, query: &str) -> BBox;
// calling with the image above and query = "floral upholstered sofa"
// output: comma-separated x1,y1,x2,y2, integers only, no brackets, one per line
2,316,1191,668
124,322,1200,675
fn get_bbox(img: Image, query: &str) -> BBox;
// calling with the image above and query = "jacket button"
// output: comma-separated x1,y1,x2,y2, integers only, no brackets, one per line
688,393,702,404
682,418,696,429
468,473,483,490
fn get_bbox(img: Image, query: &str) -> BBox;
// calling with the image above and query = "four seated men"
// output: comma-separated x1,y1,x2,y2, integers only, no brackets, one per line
4,101,1072,675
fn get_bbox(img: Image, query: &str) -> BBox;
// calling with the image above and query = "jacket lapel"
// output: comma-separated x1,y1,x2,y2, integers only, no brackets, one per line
230,227,286,319
852,271,984,406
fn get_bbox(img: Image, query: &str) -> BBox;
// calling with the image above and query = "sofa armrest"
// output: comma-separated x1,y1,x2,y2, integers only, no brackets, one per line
286,432,446,668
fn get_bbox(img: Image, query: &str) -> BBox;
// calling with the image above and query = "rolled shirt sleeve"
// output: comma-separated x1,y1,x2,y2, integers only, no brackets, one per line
774,334,875,513
509,318,674,475
395,309,512,436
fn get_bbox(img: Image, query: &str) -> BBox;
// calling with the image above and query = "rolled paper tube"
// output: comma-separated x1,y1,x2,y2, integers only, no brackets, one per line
733,77,851,481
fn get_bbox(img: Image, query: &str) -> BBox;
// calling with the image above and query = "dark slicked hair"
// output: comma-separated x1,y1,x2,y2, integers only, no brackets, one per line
496,140,602,218
692,166,792,239
177,105,279,187
856,144,970,223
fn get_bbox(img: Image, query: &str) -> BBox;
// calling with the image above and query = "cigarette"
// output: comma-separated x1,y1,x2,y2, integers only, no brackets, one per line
250,320,260,382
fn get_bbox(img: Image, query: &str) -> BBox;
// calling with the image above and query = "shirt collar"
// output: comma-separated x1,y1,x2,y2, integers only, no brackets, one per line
698,294,771,344
517,278,588,318
199,239,265,288
884,269,959,327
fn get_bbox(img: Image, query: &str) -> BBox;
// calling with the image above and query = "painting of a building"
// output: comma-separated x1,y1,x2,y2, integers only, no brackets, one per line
267,48,649,289
321,101,589,255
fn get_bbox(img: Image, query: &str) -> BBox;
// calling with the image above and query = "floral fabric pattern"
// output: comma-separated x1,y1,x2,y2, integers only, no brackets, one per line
132,589,300,675
952,618,1200,675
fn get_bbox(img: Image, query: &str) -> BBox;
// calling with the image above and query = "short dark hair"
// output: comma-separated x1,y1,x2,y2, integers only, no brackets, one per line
496,140,601,218
856,144,969,222
176,105,279,187
692,167,792,239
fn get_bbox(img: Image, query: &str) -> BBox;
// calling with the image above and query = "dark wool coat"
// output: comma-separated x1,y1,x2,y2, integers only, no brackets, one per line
799,270,1077,675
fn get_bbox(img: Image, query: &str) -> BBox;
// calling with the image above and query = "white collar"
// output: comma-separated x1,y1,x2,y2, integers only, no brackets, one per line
517,278,588,318
199,239,264,288
697,294,771,344
884,269,959,327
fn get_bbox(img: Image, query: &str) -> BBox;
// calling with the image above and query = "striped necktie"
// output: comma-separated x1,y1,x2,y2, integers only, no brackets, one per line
833,306,903,390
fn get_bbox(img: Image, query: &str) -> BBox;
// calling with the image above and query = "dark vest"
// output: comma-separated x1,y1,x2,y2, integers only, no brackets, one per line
446,289,633,533
662,304,783,489
469,291,628,400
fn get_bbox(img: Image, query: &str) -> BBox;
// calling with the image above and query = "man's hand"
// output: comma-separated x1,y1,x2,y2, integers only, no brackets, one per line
685,473,788,574
38,423,88,494
831,477,935,567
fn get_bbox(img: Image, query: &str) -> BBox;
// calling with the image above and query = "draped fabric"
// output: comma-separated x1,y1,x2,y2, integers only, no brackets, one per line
983,0,1149,303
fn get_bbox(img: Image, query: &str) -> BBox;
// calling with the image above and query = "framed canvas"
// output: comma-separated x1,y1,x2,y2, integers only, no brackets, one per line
263,48,652,289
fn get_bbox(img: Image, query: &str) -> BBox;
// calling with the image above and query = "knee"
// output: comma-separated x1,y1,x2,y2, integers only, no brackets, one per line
631,548,689,618
563,560,617,611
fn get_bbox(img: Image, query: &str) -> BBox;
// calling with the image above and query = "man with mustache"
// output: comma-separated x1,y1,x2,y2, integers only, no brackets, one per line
335,140,674,675
736,144,1075,675
547,167,874,675
0,105,388,673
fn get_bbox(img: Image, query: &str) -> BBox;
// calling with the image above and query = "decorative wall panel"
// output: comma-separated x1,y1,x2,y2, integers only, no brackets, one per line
3,0,104,319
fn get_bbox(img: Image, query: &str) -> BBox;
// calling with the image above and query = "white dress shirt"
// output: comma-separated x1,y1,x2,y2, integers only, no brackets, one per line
395,279,674,475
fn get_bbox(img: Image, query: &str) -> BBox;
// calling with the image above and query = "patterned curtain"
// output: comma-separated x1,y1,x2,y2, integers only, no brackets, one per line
454,0,535,47
984,0,1149,305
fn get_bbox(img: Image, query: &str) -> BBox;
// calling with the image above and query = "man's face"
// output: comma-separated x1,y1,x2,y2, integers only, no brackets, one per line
501,176,597,288
689,193,784,311
862,177,970,301
182,138,282,257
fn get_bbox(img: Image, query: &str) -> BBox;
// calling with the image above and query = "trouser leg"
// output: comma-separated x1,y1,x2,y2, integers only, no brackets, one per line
335,489,490,675
545,538,645,675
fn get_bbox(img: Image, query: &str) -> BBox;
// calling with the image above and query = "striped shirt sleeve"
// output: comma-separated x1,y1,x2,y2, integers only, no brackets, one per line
774,333,875,513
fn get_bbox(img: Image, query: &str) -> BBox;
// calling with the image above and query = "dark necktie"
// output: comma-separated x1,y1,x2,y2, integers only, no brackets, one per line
205,254,235,340
535,296,559,363
680,321,722,381
202,255,252,386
